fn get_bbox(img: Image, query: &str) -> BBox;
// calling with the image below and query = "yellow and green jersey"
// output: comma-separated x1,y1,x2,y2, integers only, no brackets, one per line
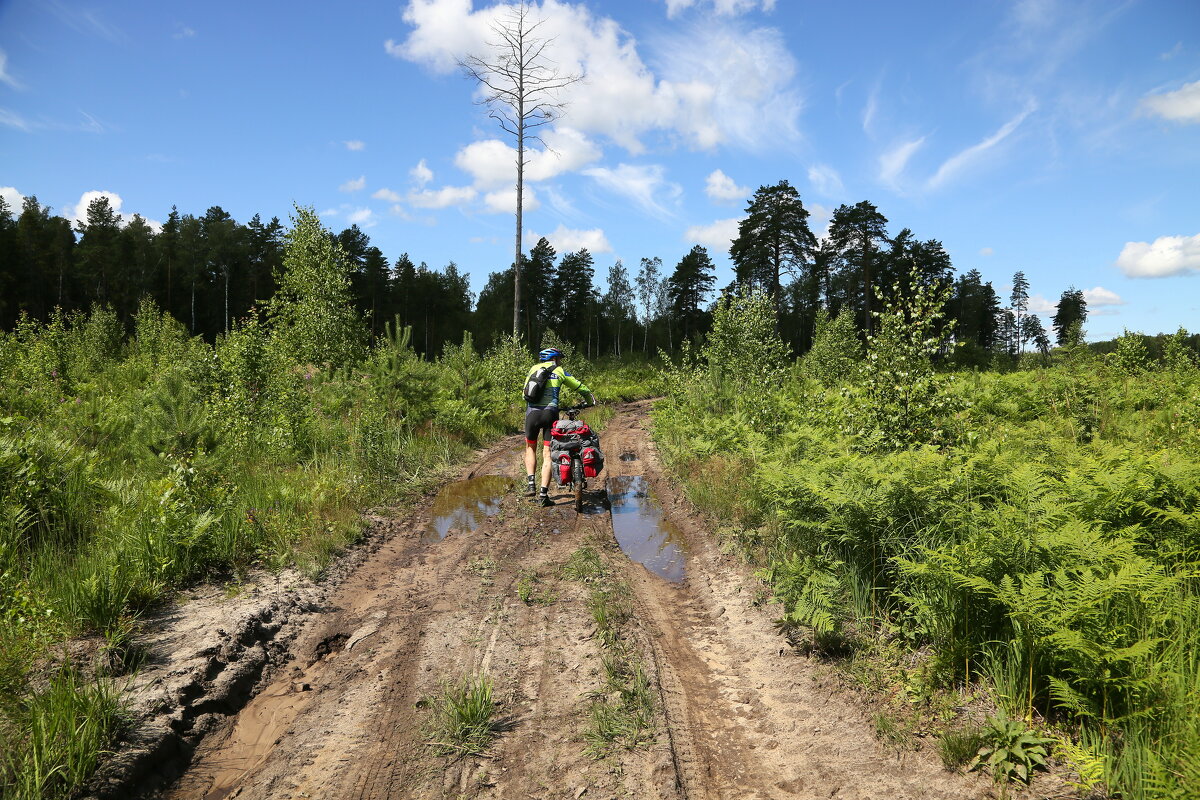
525,361,590,408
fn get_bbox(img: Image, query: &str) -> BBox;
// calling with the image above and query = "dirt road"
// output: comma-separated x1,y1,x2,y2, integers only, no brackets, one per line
155,401,993,800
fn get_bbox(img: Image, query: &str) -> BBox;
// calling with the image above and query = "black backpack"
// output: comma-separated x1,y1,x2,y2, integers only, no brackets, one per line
523,365,554,403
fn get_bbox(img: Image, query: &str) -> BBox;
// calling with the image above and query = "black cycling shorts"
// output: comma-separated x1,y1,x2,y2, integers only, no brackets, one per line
524,406,558,446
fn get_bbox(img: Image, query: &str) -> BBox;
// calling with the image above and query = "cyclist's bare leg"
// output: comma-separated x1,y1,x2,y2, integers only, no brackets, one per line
524,441,538,478
540,441,553,490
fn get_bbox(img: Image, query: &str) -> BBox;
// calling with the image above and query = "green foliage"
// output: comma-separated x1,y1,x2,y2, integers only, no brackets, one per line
1111,329,1150,374
840,272,960,450
801,308,861,386
967,712,1052,784
655,302,1200,798
266,205,364,370
1162,327,1196,373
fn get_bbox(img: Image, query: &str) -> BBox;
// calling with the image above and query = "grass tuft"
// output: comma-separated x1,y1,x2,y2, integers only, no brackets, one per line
423,674,499,757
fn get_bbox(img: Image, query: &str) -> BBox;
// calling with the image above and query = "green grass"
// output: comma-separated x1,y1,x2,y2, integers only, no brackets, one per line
423,674,500,757
0,662,126,800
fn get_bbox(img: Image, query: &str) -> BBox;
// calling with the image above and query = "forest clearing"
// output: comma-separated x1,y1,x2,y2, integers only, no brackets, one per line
6,1,1199,797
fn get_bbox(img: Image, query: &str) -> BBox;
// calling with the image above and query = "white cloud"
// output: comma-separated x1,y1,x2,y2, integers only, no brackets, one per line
584,163,681,220
1082,286,1124,307
980,247,994,256
372,188,403,203
807,164,844,197
391,0,800,154
1027,294,1057,314
532,224,612,254
879,137,925,190
1,186,25,213
1140,81,1200,124
1116,233,1200,278
410,158,433,186
483,186,539,214
1160,42,1183,61
705,169,748,204
454,129,601,189
69,190,123,226
685,217,741,253
344,140,366,151
339,175,366,193
408,185,478,209
346,208,377,227
927,103,1036,189
172,25,196,39
0,49,24,90
808,202,832,237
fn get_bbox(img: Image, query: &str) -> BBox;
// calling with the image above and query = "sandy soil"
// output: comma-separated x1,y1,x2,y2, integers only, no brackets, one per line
90,401,1028,800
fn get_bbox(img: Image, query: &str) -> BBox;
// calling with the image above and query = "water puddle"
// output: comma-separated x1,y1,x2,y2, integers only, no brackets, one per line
423,475,513,542
619,452,638,462
607,475,687,583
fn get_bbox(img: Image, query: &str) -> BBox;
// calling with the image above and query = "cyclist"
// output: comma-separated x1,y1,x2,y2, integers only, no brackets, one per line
524,347,595,506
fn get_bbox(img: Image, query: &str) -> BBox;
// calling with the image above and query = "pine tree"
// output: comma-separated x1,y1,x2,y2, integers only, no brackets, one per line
1052,287,1088,346
667,245,716,344
729,180,816,315
828,200,890,335
1011,271,1030,352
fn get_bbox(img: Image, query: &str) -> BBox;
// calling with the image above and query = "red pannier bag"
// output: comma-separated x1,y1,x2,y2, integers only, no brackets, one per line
557,452,571,484
581,446,603,478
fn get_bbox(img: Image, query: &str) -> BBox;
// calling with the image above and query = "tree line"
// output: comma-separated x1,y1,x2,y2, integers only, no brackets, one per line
0,187,1111,361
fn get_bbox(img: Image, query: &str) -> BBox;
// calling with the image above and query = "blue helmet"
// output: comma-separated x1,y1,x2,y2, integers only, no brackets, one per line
539,348,563,361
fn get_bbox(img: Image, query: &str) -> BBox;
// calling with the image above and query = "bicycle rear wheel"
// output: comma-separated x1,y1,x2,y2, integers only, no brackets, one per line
572,458,584,512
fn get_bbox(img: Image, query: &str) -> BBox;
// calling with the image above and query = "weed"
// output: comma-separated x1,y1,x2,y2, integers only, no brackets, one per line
967,712,1053,784
561,547,607,583
423,674,499,757
515,569,556,606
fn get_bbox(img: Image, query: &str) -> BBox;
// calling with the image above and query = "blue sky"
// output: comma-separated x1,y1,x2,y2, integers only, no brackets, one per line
2,0,1198,339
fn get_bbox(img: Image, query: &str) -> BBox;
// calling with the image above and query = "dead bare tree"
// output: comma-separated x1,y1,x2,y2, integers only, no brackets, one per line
459,1,581,337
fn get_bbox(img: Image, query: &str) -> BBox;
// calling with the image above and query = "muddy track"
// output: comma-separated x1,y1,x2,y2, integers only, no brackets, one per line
128,400,1001,800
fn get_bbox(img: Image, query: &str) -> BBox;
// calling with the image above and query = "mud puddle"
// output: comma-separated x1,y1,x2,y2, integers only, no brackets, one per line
422,475,513,542
607,475,687,582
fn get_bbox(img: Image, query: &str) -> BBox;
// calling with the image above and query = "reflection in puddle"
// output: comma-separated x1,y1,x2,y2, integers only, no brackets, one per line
607,475,687,583
423,476,513,542
619,452,637,462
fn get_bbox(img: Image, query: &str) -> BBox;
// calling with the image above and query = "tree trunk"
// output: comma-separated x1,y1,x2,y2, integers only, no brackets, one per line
514,87,524,337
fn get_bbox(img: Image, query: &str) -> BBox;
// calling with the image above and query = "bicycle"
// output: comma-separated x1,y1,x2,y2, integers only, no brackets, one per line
549,405,604,512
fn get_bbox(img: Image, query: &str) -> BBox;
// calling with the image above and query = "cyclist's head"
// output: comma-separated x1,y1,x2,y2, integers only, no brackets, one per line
539,347,563,363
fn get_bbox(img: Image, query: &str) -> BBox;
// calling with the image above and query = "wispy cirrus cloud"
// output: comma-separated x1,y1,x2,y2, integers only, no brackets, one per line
879,137,925,190
0,50,24,90
583,163,681,220
663,0,778,18
926,102,1036,190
